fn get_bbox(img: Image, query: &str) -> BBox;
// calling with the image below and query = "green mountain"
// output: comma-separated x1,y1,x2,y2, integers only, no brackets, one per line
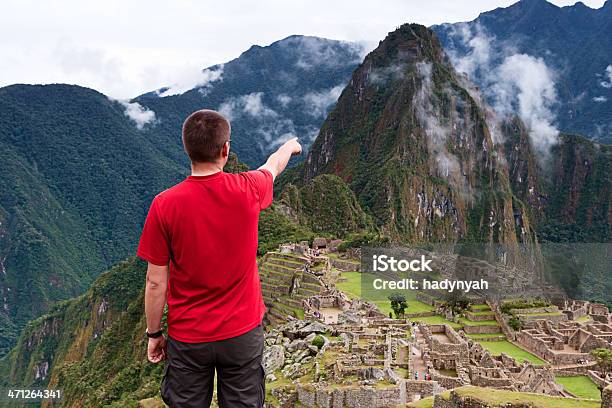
1,21,610,408
0,164,370,408
0,84,184,356
301,24,536,252
0,35,363,356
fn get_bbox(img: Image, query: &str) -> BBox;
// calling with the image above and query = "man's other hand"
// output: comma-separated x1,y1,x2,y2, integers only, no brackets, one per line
147,335,167,363
285,137,302,156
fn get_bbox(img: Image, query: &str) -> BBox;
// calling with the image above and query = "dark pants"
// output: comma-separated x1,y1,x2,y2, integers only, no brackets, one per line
161,325,265,408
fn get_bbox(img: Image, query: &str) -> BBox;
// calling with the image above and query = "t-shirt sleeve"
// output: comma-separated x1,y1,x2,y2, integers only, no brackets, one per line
244,169,274,210
136,198,171,266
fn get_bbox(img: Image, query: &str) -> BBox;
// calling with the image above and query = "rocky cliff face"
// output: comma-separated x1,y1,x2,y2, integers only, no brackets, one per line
302,24,535,255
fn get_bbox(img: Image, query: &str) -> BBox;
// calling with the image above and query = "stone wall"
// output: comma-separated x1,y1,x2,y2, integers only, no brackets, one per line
465,311,496,322
510,306,560,315
603,384,612,408
518,313,568,325
296,384,404,408
462,325,503,335
330,257,361,272
404,379,439,399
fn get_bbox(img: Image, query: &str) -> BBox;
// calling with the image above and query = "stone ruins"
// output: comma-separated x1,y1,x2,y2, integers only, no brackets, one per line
257,240,612,408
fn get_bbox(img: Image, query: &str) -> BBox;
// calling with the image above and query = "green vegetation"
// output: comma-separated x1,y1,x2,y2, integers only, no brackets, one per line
0,258,166,406
257,206,314,255
279,175,374,237
454,386,600,408
590,348,612,379
311,335,325,349
508,315,522,331
388,294,408,318
478,341,546,365
0,84,188,355
556,376,601,400
500,299,551,314
457,317,499,327
466,333,505,339
336,271,434,315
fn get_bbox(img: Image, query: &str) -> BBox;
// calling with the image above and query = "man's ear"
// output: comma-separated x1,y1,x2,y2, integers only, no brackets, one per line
221,141,230,159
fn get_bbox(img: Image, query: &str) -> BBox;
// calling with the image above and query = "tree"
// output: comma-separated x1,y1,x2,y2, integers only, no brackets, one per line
444,291,469,314
591,348,612,380
388,294,408,319
508,315,522,331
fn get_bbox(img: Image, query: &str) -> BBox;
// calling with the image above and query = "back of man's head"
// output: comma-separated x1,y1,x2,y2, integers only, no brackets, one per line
182,110,231,163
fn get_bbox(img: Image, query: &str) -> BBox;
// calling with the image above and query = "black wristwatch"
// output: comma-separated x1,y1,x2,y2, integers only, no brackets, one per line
146,329,164,339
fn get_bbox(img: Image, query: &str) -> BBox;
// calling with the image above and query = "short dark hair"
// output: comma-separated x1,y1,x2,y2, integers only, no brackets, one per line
182,110,231,163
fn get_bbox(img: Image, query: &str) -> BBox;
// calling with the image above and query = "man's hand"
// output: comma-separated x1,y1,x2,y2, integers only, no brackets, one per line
259,137,302,180
284,137,302,156
147,335,167,363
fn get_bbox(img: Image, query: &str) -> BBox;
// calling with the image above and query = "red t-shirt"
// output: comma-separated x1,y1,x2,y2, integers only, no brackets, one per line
136,169,273,342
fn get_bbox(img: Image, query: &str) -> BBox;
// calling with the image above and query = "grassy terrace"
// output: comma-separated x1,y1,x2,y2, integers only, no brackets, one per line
411,315,462,329
470,304,491,311
479,340,546,365
466,333,505,339
469,310,495,316
336,271,435,315
556,376,601,400
518,312,564,316
457,317,499,326
453,386,599,408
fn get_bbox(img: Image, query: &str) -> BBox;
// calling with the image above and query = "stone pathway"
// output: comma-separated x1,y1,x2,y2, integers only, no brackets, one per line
411,326,428,380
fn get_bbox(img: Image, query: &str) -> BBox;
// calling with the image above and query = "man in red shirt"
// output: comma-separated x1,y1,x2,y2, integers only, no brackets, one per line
137,109,301,408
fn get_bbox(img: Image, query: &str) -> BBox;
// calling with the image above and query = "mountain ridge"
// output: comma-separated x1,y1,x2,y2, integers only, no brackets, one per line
433,0,612,144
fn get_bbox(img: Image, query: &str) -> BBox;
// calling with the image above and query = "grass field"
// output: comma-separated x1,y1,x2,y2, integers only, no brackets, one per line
457,317,499,326
454,386,600,408
478,341,546,365
408,385,600,408
466,333,505,339
336,271,435,315
556,376,601,400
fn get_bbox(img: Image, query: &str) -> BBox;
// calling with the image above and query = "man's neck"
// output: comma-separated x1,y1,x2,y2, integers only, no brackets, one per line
191,161,224,176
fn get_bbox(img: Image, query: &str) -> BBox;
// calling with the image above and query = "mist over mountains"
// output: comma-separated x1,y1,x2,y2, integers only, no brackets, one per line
433,0,612,144
0,1,610,396
134,35,365,168
0,35,363,356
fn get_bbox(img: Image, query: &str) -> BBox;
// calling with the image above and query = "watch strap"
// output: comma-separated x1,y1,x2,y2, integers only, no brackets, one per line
146,329,163,338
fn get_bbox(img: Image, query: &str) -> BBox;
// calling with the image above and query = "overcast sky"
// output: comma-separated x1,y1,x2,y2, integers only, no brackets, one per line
0,0,605,99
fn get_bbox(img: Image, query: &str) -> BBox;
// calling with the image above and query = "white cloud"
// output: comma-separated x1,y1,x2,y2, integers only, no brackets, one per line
449,23,492,79
0,0,604,98
276,94,292,107
593,95,607,102
157,65,223,97
284,36,364,70
218,92,278,121
414,61,467,195
493,55,559,155
115,99,156,129
368,63,406,85
447,24,559,156
302,85,344,117
599,65,612,88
